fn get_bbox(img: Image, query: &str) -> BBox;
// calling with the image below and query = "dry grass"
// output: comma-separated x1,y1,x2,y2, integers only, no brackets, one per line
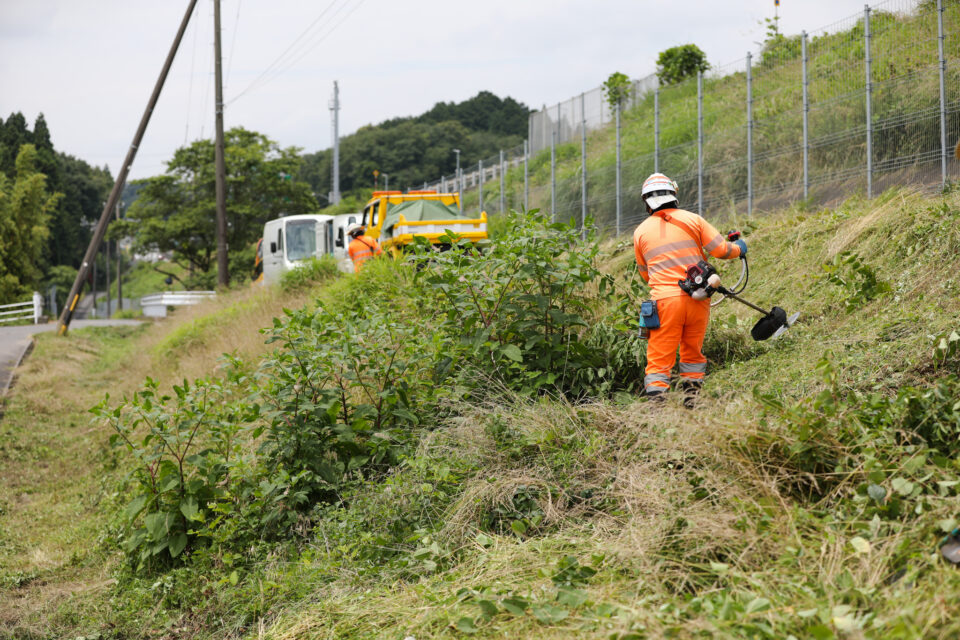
0,279,329,635
142,285,318,383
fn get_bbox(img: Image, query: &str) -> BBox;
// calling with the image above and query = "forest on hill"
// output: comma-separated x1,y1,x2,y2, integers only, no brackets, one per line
299,90,529,200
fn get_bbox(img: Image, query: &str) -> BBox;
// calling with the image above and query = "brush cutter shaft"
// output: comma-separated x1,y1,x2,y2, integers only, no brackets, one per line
716,288,770,315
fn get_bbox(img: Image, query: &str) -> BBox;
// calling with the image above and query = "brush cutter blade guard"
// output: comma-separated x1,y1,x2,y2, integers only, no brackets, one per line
751,306,789,341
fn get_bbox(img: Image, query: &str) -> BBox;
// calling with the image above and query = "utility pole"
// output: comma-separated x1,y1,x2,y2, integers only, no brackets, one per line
57,0,198,335
213,0,229,287
116,200,123,311
330,80,341,204
453,148,461,213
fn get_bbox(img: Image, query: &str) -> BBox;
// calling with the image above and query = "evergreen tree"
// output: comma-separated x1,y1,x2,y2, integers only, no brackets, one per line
0,144,61,302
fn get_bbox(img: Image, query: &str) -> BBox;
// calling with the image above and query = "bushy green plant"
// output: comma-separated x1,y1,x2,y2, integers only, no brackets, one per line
602,71,632,110
279,255,339,291
95,366,258,570
656,44,709,86
259,303,446,503
822,251,892,310
410,210,637,397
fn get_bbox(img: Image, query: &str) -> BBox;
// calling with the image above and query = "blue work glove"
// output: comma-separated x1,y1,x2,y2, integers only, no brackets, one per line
734,239,747,257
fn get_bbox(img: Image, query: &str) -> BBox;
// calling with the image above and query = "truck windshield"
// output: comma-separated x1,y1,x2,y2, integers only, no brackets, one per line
285,220,317,261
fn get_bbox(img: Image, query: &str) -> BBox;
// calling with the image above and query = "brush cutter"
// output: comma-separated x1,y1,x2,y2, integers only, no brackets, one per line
678,238,799,341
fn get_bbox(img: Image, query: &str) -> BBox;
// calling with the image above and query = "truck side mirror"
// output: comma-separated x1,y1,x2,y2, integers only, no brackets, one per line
270,241,277,253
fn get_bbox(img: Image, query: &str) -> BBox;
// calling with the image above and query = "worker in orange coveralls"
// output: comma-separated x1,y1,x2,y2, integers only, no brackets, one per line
346,222,383,271
633,173,747,407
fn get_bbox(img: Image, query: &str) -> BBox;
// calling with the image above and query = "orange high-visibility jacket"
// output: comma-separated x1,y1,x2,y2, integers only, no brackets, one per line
633,208,742,300
348,235,383,270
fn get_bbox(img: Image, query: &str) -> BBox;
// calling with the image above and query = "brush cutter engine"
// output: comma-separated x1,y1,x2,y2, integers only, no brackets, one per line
678,261,720,300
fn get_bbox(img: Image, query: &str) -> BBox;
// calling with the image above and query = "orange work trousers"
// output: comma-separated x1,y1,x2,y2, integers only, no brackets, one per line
644,295,710,395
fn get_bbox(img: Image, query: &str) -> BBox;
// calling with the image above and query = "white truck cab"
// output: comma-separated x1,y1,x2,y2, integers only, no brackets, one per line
261,214,337,286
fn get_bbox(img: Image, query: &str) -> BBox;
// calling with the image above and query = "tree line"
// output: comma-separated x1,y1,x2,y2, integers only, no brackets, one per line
0,91,529,298
0,112,113,305
299,91,529,200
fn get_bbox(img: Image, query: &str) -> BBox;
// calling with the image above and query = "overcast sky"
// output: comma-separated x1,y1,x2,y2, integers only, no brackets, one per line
1,0,879,181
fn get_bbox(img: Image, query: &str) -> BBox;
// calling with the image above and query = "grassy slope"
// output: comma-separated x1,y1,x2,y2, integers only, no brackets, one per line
501,4,960,226
0,284,320,637
2,187,959,639
257,188,960,639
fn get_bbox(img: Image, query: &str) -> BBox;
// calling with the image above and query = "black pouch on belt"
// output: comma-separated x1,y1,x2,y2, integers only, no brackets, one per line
639,300,660,331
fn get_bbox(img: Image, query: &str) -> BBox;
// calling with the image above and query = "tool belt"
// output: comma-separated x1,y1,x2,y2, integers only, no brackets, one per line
638,300,660,339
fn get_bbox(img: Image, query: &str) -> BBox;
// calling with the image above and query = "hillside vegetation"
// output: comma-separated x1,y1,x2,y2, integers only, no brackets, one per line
2,186,960,639
300,91,529,199
489,3,960,226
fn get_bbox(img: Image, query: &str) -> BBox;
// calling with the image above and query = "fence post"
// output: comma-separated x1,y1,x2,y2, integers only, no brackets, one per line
479,160,484,213
697,69,704,215
865,4,873,198
556,103,562,145
499,150,506,214
441,175,446,193
746,52,753,216
456,169,462,213
523,139,529,210
802,31,810,200
654,86,660,173
33,291,42,324
580,92,587,240
937,0,948,189
615,99,622,236
551,130,557,223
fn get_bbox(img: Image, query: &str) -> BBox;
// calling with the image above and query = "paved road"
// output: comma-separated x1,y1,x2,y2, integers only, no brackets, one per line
0,320,142,397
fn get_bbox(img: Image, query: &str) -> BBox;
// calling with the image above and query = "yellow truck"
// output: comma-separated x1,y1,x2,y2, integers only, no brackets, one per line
360,190,487,252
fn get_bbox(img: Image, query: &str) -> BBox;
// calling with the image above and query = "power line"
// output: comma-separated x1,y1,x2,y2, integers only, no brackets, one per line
225,0,342,104
258,0,367,90
224,0,242,89
184,0,200,143
226,0,366,105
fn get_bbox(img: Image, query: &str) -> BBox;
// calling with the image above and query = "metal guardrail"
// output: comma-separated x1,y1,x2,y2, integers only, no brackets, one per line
0,292,43,324
140,291,216,318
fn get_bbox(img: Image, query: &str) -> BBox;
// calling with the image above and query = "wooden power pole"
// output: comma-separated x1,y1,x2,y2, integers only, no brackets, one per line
213,0,229,287
57,0,198,335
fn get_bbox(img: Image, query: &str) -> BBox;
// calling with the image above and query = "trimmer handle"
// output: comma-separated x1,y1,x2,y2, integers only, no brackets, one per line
726,230,741,242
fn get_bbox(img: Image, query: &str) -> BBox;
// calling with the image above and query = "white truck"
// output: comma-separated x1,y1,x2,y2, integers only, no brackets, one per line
258,213,360,285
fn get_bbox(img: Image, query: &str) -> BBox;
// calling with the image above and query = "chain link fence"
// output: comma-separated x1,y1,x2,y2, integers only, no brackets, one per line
421,0,958,236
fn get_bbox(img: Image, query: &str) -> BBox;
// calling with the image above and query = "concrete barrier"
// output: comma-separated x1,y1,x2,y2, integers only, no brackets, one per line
140,291,216,318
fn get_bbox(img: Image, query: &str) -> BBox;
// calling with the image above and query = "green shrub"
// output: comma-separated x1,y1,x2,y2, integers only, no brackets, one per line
95,365,259,570
279,255,339,291
410,210,640,397
822,251,891,311
258,303,448,504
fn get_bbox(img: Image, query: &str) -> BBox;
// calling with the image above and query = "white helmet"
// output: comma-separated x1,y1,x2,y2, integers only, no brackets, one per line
347,222,364,237
641,173,679,211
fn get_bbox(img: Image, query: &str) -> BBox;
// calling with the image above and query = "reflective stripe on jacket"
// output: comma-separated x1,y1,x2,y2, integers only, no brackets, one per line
348,235,382,269
632,208,742,300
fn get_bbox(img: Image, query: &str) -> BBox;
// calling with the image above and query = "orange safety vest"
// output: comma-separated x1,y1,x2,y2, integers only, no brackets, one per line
348,235,382,270
632,208,741,300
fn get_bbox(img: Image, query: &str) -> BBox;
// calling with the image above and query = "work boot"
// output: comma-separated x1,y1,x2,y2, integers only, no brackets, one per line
680,380,702,409
646,389,667,405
